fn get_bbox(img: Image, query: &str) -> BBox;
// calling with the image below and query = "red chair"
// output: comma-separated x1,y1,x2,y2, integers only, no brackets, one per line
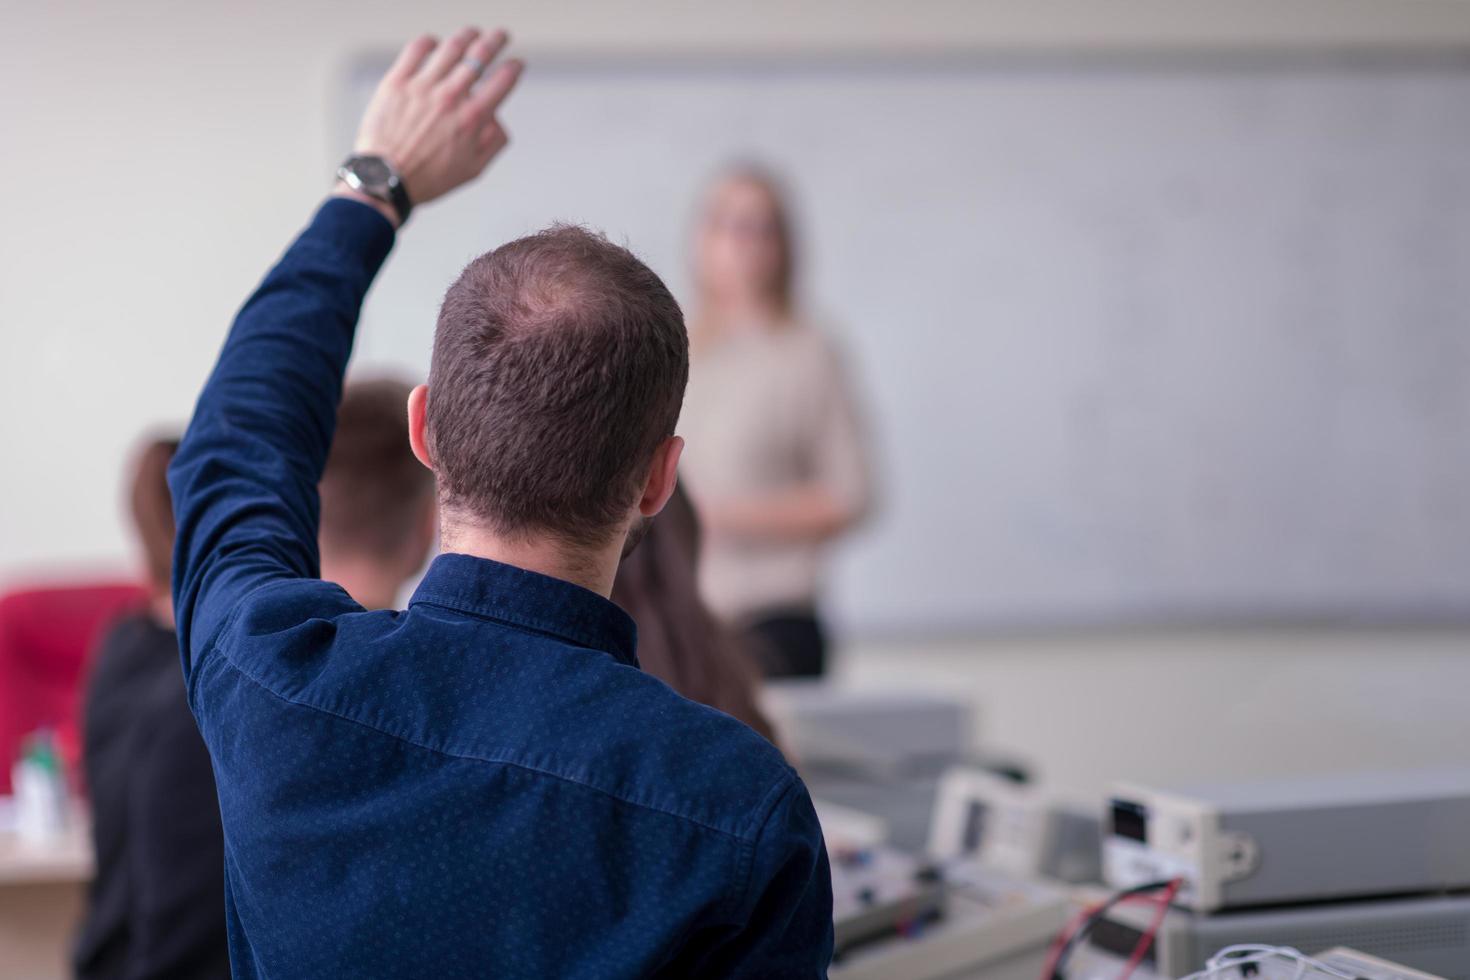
0,581,147,794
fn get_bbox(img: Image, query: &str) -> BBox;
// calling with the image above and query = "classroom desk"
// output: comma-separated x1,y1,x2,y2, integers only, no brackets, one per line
0,818,92,980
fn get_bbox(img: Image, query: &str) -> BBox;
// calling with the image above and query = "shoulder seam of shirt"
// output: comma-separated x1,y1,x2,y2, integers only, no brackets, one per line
213,640,791,844
183,574,309,708
727,772,802,921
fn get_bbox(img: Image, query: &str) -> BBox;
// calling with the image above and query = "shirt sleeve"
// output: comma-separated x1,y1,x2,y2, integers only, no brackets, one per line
167,198,395,686
703,778,835,978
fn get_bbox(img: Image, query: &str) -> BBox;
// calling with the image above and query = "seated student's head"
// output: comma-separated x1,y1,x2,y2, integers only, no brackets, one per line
408,226,688,580
128,435,181,626
319,378,438,609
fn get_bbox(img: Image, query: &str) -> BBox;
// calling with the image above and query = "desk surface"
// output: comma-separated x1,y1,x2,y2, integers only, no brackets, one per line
0,819,93,886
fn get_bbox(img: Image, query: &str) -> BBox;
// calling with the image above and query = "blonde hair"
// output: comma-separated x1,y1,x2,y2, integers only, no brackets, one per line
692,163,798,347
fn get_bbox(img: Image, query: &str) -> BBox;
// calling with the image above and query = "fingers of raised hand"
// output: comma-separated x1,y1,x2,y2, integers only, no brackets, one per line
416,26,481,88
364,27,520,205
462,58,523,128
444,29,510,102
384,34,437,86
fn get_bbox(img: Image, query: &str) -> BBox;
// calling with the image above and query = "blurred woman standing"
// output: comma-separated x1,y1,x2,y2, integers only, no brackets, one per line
679,165,872,678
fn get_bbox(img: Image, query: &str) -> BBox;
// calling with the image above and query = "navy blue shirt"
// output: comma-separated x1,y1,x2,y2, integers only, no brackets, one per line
168,198,833,978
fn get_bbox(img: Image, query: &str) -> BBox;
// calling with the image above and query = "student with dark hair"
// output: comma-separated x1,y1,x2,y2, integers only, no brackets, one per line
167,27,830,978
75,436,223,980
611,483,777,746
76,380,436,980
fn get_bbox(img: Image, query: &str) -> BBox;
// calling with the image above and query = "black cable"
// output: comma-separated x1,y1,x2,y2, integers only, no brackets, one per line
1051,878,1179,980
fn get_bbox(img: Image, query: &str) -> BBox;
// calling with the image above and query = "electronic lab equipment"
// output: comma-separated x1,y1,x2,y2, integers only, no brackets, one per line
1169,945,1448,980
1103,768,1470,911
763,683,972,777
1310,948,1448,980
1070,891,1470,978
815,798,889,851
829,843,946,957
816,788,1068,980
928,766,1101,884
831,860,1069,980
764,682,975,850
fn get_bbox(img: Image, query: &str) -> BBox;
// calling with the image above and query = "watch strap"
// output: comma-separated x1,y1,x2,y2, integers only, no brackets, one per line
385,175,413,226
337,154,413,226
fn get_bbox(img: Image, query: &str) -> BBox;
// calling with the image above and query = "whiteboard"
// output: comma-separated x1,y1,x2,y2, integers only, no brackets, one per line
340,53,1470,635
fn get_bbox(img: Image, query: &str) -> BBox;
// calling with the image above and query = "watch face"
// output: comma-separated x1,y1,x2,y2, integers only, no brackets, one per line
351,156,392,189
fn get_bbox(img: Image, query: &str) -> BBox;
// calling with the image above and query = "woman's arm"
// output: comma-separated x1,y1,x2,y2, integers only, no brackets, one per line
701,484,862,543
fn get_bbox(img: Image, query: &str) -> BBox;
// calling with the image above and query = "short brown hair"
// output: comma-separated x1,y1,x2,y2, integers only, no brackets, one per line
320,378,435,560
130,436,180,592
428,225,689,547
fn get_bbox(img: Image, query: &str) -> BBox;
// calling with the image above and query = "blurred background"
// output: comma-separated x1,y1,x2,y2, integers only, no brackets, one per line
5,2,1470,977
8,0,1470,800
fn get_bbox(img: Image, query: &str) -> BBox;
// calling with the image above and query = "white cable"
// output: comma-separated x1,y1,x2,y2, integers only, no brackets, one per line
1177,944,1359,980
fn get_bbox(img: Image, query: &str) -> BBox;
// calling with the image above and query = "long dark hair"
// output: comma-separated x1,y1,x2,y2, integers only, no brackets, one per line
612,484,777,745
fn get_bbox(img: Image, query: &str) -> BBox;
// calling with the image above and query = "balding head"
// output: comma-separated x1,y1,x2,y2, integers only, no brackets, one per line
426,225,688,549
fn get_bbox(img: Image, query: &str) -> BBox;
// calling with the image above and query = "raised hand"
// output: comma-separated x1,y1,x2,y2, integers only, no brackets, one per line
343,27,523,222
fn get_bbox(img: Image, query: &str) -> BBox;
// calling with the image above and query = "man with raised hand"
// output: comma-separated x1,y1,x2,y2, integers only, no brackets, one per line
168,26,832,979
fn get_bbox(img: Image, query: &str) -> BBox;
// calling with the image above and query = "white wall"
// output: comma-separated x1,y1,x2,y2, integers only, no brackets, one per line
836,628,1470,803
5,1,1470,797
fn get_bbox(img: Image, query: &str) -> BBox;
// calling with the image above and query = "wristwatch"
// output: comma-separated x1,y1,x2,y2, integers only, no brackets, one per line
337,154,413,225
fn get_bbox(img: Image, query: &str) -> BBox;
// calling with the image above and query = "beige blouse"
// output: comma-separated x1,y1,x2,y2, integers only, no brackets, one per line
678,323,871,622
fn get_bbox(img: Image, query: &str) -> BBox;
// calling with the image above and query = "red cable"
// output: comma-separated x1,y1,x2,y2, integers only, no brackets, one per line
1039,903,1093,980
1038,885,1180,980
1116,878,1182,980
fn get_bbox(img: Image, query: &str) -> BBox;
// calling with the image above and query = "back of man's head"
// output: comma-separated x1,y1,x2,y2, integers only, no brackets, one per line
320,378,436,584
427,225,689,549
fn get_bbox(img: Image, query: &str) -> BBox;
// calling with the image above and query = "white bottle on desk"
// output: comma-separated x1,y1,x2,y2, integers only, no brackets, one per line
12,730,69,844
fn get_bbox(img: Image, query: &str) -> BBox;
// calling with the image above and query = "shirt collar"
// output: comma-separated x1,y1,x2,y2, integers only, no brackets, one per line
408,553,638,667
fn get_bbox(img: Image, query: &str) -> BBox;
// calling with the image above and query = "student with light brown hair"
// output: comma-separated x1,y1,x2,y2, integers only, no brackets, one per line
318,377,437,609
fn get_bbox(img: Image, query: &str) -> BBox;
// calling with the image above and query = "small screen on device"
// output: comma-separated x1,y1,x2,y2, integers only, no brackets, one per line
1110,799,1149,843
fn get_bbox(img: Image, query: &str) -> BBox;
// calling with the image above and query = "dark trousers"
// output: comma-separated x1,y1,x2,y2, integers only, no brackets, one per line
744,611,828,678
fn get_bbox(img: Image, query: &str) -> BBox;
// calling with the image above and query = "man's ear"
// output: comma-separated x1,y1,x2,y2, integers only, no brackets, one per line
639,436,684,518
407,384,434,471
